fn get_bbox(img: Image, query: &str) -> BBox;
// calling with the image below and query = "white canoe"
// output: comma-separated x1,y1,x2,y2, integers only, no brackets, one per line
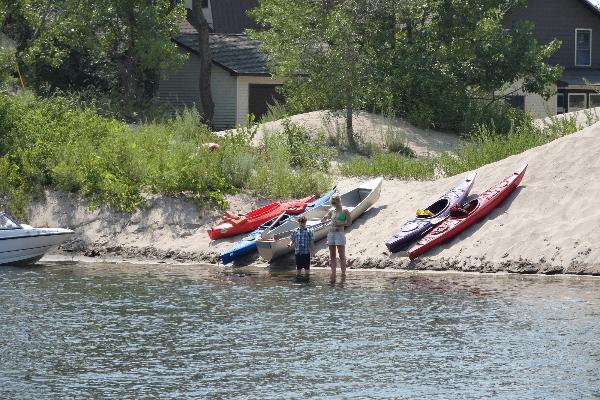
0,212,74,265
256,177,383,262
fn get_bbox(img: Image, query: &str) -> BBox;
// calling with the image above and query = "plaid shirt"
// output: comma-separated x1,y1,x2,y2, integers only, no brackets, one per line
290,227,313,255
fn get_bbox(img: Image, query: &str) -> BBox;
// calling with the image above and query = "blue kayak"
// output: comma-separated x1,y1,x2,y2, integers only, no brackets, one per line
385,172,477,253
219,187,336,264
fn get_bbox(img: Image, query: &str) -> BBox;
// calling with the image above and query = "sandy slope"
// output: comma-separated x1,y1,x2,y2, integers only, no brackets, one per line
325,121,600,274
29,121,600,274
216,110,461,156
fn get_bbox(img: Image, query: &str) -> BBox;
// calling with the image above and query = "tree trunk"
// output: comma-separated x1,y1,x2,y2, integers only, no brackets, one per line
346,90,357,150
118,46,138,111
187,0,215,127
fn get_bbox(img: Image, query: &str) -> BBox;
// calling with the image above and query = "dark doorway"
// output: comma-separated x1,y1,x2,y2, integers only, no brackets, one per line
505,95,525,110
248,84,285,120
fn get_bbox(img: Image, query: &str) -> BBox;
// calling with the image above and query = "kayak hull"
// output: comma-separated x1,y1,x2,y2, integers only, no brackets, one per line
208,194,317,240
219,188,336,264
385,172,476,253
256,178,383,262
408,164,527,260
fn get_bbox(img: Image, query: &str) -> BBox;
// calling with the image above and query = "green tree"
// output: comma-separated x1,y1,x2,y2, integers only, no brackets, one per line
380,0,561,130
250,0,561,134
251,0,380,149
186,0,214,126
0,0,186,115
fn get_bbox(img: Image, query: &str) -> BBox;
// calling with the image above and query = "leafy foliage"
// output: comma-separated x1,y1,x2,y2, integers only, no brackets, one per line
250,0,562,132
340,111,580,179
249,127,333,198
340,152,436,179
0,92,332,215
0,0,186,117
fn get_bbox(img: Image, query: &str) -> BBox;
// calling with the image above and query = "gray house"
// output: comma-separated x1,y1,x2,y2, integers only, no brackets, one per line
157,0,284,129
504,0,600,116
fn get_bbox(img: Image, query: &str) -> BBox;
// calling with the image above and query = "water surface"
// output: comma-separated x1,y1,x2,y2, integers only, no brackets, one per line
1,262,599,399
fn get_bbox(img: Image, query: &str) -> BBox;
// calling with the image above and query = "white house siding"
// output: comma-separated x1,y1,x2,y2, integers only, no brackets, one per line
211,66,237,129
526,92,557,118
501,80,557,118
157,52,237,129
235,75,286,125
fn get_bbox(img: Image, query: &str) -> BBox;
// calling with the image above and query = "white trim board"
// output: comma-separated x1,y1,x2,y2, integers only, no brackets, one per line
568,92,587,111
575,28,592,67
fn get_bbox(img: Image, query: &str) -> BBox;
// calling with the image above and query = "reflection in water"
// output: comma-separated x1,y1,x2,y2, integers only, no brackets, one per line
0,262,599,399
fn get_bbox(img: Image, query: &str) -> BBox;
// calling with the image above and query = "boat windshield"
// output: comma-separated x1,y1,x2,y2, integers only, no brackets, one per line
0,213,21,230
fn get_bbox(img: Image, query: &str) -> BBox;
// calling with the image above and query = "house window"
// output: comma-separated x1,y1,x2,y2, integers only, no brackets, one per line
505,95,525,110
556,93,565,114
575,29,592,66
568,93,587,111
202,0,209,8
589,93,600,108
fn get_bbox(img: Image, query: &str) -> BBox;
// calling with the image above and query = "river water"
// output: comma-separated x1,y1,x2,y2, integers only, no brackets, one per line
1,262,599,399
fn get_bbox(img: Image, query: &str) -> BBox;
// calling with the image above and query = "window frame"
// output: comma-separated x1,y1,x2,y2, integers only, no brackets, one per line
589,93,600,108
556,93,565,114
568,92,587,112
575,28,592,67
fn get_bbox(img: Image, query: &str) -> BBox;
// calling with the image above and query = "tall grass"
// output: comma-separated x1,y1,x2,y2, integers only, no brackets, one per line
340,113,580,180
248,122,333,198
340,153,436,179
0,92,332,216
437,115,578,176
259,100,288,123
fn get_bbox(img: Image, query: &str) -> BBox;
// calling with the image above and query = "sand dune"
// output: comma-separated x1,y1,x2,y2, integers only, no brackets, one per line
29,120,600,275
216,110,461,156
324,121,600,274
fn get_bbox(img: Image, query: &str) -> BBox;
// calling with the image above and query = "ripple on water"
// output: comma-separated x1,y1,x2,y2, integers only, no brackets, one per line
0,262,599,399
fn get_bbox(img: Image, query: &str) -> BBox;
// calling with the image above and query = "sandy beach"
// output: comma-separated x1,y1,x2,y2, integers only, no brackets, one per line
28,115,600,275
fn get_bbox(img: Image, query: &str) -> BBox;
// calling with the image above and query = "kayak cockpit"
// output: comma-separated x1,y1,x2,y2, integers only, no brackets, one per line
424,199,450,217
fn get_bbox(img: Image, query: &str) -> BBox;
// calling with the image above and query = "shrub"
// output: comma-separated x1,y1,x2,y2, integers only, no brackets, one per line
382,126,416,157
0,92,331,214
340,152,436,180
249,129,332,198
280,120,335,171
259,100,288,123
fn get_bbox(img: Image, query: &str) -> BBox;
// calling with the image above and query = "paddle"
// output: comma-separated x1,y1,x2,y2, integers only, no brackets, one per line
429,215,449,225
267,212,288,229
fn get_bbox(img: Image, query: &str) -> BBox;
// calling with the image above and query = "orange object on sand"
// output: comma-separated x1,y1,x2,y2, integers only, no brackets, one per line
207,195,317,240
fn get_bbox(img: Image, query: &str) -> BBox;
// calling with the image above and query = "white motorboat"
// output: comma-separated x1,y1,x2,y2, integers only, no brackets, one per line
256,177,383,262
0,212,74,265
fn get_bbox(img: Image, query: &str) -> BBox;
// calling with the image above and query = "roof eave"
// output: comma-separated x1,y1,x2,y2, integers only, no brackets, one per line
578,0,600,19
173,38,272,76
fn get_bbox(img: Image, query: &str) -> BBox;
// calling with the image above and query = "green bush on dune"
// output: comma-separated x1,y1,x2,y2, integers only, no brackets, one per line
0,91,583,218
340,152,436,180
248,120,333,198
0,92,332,216
340,109,580,180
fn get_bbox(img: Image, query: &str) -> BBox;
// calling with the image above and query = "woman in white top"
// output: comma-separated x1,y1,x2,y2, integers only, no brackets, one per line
321,194,351,278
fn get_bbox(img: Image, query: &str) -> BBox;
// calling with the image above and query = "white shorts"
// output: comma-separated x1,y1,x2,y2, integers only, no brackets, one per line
327,231,346,246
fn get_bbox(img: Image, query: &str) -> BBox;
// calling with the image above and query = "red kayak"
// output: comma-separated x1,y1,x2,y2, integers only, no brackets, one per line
207,195,317,240
408,164,527,260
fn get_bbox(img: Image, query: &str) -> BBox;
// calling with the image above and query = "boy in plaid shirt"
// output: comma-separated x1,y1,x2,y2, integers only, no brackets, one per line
288,215,314,271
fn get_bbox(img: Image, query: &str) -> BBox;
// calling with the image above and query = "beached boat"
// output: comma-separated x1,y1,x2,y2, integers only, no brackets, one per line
385,172,477,253
256,177,383,262
219,188,337,264
0,212,74,265
207,194,317,240
408,164,527,260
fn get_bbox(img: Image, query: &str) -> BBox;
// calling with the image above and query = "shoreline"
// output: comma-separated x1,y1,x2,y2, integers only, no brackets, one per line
42,249,600,277
24,121,600,277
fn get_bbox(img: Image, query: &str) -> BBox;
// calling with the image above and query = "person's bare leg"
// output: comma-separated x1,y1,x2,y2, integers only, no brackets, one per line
329,245,337,279
338,245,347,276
